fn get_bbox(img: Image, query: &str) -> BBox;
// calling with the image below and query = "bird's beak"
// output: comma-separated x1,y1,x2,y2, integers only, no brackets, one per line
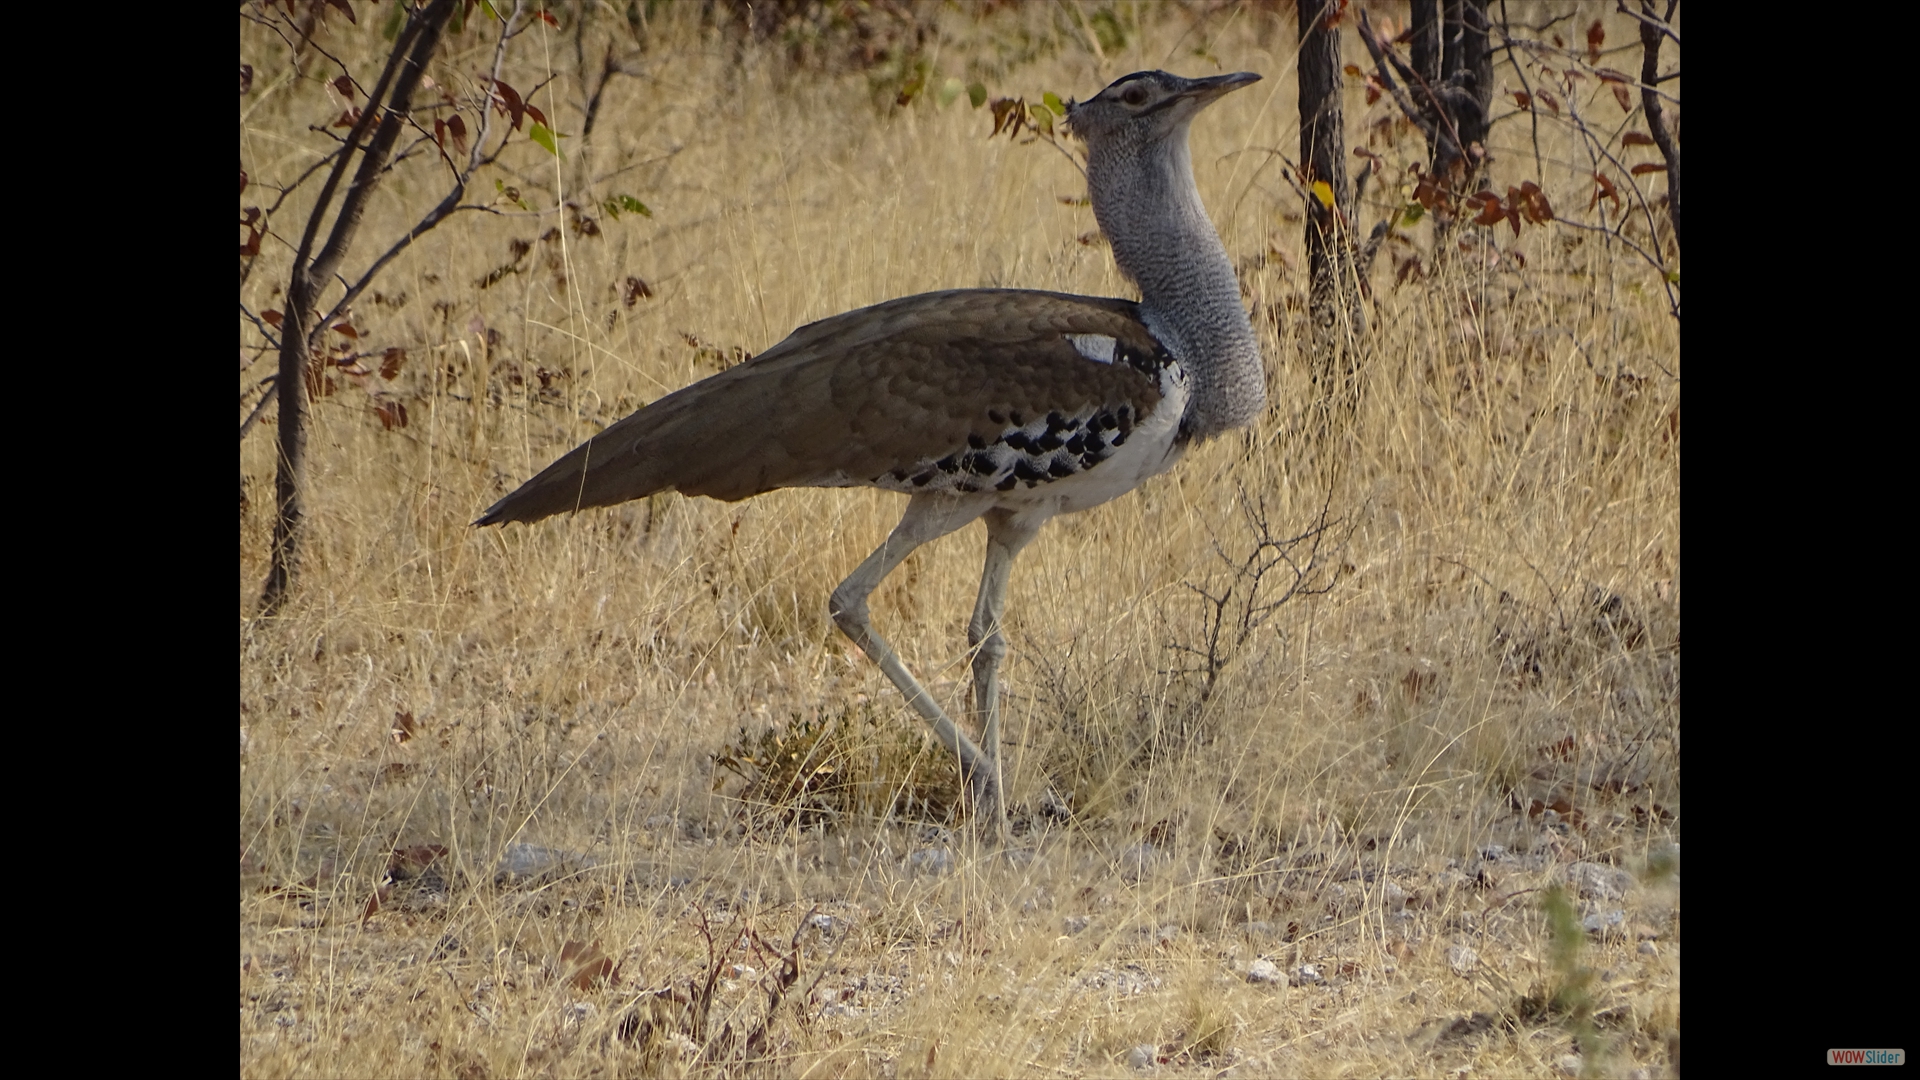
1180,71,1261,104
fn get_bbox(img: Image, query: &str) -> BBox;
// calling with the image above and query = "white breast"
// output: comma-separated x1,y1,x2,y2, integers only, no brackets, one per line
998,360,1189,517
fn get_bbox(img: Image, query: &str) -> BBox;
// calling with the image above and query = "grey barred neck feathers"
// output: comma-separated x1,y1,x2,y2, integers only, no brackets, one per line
1070,70,1266,440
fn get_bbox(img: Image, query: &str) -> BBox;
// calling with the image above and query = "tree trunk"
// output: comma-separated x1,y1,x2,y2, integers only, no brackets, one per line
1410,0,1441,89
1439,0,1491,180
1639,0,1680,252
1296,0,1361,418
261,0,456,614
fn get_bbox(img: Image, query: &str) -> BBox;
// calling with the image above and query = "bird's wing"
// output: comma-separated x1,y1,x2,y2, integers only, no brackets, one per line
477,290,1169,524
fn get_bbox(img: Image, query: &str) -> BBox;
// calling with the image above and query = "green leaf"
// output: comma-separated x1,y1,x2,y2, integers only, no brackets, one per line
938,77,964,108
1399,202,1425,226
1042,91,1066,116
968,81,987,109
1028,104,1053,136
1664,269,1680,284
601,194,652,222
478,0,501,21
382,0,406,40
529,122,562,158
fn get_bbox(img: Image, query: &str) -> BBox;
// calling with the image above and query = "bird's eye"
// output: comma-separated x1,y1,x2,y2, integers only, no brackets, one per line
1121,86,1148,106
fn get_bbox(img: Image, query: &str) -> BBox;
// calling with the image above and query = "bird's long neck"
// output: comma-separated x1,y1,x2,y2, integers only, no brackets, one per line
1089,127,1265,440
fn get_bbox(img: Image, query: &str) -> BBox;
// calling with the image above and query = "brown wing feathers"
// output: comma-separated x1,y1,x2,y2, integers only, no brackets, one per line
475,290,1164,525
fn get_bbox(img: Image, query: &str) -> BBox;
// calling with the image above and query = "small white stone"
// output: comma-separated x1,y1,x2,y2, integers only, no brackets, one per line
1126,1044,1157,1071
1582,908,1626,934
906,847,954,875
1247,958,1283,984
1566,862,1633,901
1446,944,1479,975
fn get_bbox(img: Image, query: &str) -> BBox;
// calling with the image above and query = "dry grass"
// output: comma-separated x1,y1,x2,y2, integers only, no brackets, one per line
240,4,1678,1077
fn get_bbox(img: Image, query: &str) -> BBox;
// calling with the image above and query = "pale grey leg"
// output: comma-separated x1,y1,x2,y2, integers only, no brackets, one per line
966,508,1044,835
830,495,1000,815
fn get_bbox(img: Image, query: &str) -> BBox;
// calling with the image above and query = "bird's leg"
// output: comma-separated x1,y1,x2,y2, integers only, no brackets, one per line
967,509,1043,836
830,495,998,815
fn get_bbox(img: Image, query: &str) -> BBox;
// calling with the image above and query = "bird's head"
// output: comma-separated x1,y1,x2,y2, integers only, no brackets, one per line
1065,70,1260,148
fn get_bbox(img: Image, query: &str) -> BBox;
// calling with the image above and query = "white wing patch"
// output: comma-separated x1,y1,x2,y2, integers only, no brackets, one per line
1067,333,1118,365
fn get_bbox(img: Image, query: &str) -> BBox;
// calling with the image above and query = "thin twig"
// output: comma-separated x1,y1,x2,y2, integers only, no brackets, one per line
240,377,280,442
1498,0,1544,179
313,2,526,339
1612,0,1680,46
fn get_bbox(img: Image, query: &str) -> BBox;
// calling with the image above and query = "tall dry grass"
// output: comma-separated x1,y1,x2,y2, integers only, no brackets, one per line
241,4,1677,1077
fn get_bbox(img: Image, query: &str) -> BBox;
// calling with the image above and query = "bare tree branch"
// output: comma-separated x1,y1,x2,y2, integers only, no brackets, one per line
262,0,457,615
1636,0,1680,249
314,3,527,341
1613,0,1681,46
1356,9,1442,151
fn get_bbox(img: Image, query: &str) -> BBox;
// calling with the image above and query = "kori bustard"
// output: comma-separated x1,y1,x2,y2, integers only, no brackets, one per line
478,70,1266,830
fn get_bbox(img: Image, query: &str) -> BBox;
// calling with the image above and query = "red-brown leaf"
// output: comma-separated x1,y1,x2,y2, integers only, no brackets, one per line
537,8,558,26
379,346,407,380
391,710,419,744
1517,180,1554,223
1413,174,1444,212
241,63,254,95
374,401,409,430
1468,192,1505,227
1589,172,1620,211
989,97,1022,137
447,114,468,155
1622,131,1656,147
332,107,362,129
1536,89,1560,114
525,103,547,128
560,941,617,991
322,0,356,24
1629,163,1668,175
491,79,526,130
332,322,359,339
388,845,446,875
331,74,356,101
1512,90,1531,109
262,310,284,328
1610,82,1632,112
361,884,389,924
1586,19,1604,63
